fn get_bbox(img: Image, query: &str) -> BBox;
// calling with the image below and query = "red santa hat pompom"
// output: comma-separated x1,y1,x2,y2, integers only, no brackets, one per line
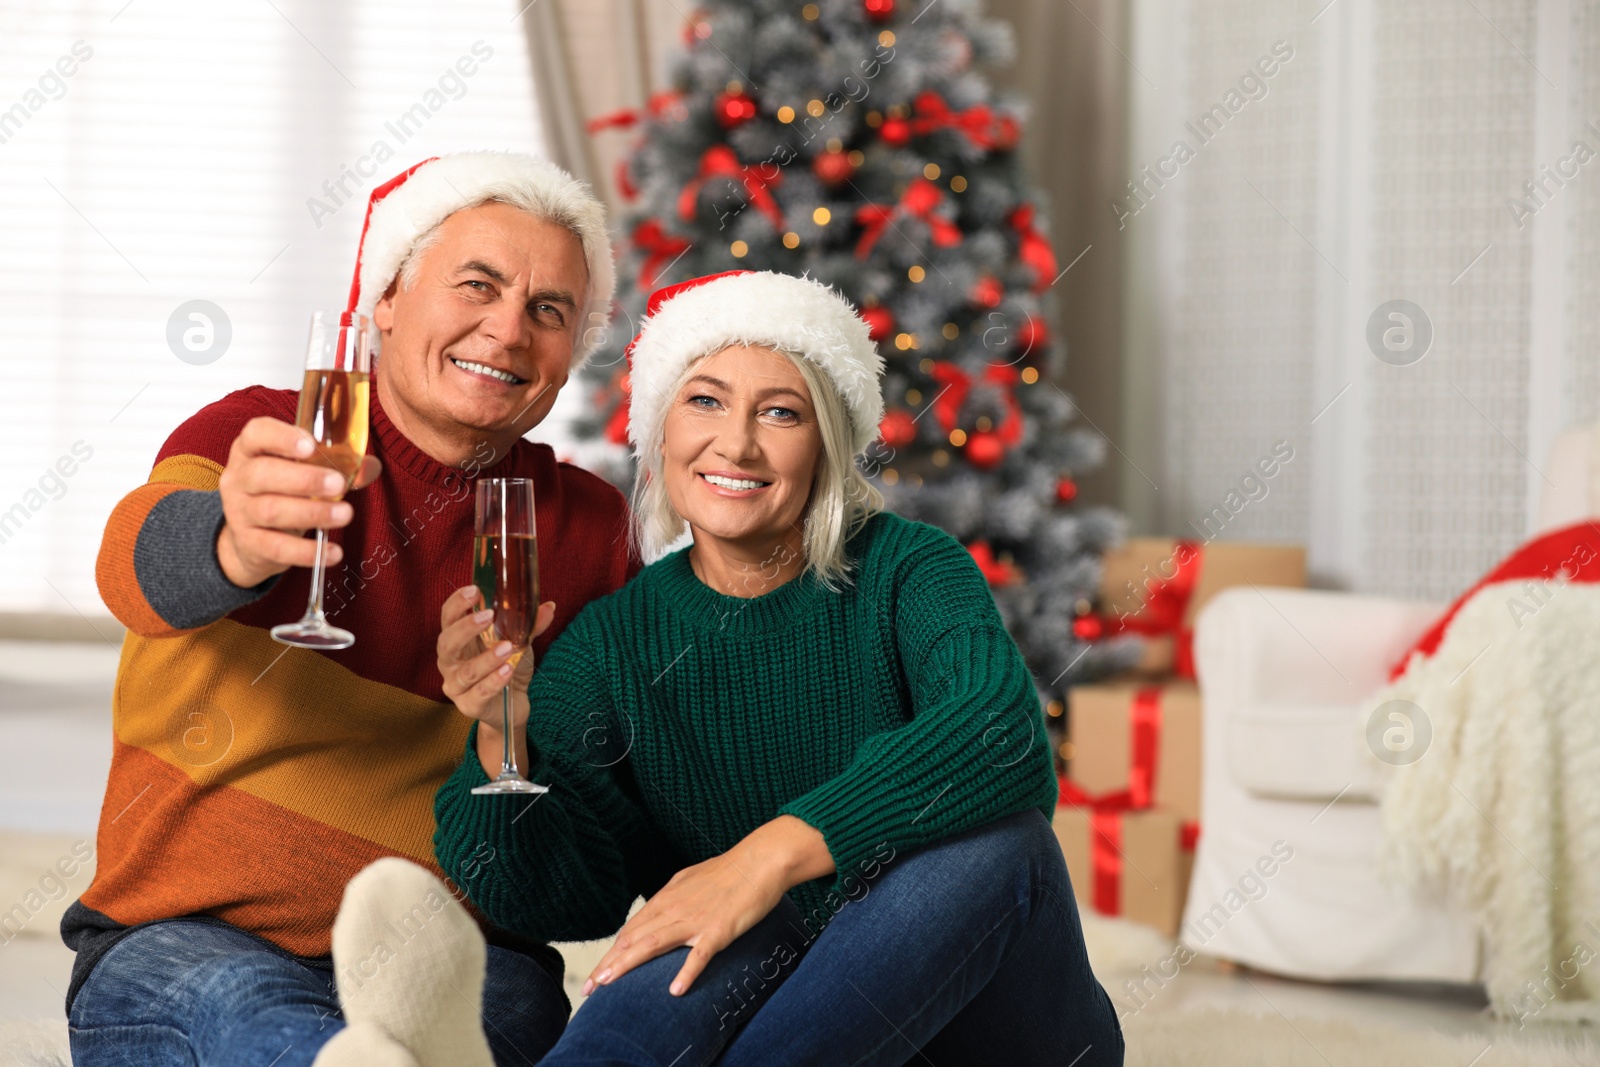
623,271,886,459
347,152,616,367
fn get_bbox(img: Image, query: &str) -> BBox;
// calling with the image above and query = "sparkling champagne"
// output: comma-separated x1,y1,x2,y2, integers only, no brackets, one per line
473,533,539,666
295,368,370,495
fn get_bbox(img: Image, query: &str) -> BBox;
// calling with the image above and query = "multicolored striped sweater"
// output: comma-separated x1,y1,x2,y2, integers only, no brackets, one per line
62,383,639,1008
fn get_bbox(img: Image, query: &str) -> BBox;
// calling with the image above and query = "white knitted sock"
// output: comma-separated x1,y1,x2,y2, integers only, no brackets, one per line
312,1021,422,1067
330,857,495,1067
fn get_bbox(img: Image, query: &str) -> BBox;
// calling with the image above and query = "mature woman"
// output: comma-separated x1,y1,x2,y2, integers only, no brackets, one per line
433,271,1123,1065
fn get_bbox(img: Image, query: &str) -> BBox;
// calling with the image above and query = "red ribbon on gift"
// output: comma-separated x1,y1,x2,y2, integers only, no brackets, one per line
854,178,963,259
1057,683,1199,917
1101,540,1206,679
678,145,785,230
1009,204,1059,294
1127,685,1162,810
1059,777,1203,918
633,220,691,289
1058,778,1137,916
909,90,1002,150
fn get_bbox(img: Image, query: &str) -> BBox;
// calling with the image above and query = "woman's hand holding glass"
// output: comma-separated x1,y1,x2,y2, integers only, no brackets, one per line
438,586,556,777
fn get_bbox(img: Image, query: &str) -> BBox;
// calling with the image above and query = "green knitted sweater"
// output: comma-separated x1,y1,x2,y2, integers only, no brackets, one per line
433,509,1057,943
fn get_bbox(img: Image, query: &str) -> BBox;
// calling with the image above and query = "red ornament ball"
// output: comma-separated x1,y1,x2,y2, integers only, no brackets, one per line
682,12,711,45
972,275,1004,309
879,116,912,147
860,304,896,342
864,0,895,22
878,408,916,448
1055,477,1078,504
714,90,758,129
1072,614,1105,641
1017,315,1049,353
812,149,856,187
965,430,1004,469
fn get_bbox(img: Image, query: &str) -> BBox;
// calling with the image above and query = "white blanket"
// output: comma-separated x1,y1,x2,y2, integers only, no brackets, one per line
1374,579,1600,1023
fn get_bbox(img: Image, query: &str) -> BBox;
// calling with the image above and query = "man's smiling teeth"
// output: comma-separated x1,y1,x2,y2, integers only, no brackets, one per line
703,474,770,490
451,357,523,384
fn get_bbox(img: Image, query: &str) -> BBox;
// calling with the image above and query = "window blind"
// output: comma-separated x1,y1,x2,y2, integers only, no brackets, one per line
0,0,548,615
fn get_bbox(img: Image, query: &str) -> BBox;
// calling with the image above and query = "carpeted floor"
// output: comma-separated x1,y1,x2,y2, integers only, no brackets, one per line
3,636,1597,1064
4,828,1595,1066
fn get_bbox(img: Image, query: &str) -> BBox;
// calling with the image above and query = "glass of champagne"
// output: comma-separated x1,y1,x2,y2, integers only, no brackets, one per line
270,311,375,650
470,477,548,795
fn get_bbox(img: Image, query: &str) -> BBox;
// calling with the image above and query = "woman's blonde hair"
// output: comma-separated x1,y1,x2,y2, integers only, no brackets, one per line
629,346,883,590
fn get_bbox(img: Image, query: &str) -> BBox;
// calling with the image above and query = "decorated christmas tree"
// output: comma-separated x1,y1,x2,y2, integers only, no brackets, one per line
574,0,1142,740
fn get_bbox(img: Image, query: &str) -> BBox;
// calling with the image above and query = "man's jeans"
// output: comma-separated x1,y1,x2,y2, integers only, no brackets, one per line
543,809,1124,1066
67,918,569,1066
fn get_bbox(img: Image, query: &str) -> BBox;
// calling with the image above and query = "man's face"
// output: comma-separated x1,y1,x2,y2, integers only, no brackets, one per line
373,201,589,444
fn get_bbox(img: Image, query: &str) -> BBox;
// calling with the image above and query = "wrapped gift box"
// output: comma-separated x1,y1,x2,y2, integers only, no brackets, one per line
1068,680,1202,824
1053,804,1196,936
1099,539,1306,675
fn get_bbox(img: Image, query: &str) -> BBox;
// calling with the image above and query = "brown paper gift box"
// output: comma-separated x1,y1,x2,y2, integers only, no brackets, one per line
1098,539,1306,674
1053,805,1196,936
1068,680,1202,824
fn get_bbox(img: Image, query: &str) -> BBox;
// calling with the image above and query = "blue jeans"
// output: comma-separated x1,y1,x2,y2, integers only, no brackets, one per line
542,809,1122,1066
67,918,569,1066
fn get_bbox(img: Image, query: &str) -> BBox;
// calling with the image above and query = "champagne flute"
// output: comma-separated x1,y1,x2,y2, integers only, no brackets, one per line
270,311,375,650
470,477,548,795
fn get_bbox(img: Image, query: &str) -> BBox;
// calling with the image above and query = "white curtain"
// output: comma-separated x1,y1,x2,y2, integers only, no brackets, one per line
521,0,682,212
0,0,546,618
1127,0,1593,600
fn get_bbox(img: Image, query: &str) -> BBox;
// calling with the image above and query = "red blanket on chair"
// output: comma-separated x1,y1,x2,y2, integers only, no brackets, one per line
1390,519,1600,679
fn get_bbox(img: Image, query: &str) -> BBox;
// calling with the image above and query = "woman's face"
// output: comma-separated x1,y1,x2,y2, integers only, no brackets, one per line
660,344,822,552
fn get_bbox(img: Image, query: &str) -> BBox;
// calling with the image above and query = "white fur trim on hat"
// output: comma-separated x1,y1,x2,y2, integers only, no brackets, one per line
354,151,616,365
626,272,885,457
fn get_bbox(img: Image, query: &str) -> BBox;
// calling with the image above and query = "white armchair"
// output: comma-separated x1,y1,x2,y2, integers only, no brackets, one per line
1181,425,1599,981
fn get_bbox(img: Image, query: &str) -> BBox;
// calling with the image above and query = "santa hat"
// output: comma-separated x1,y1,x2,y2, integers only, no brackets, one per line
347,152,615,366
624,271,885,458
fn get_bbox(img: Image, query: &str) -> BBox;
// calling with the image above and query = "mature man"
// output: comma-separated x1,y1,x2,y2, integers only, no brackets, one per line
63,153,637,1066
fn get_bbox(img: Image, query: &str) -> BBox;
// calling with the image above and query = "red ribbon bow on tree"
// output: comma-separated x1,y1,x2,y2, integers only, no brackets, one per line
678,145,785,230
982,364,1025,446
1008,204,1059,293
603,371,632,445
632,220,691,289
586,91,686,133
854,178,963,258
926,362,1024,445
966,539,1021,586
909,90,1001,150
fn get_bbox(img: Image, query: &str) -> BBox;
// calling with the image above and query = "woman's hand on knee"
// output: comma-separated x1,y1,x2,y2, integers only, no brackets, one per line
584,818,832,997
583,849,788,998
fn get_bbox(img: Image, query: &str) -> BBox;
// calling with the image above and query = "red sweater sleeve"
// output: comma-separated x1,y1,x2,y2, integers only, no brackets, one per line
96,387,297,637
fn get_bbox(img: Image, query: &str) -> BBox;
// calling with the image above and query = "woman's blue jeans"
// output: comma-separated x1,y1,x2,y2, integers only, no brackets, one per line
66,918,568,1066
542,808,1123,1066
